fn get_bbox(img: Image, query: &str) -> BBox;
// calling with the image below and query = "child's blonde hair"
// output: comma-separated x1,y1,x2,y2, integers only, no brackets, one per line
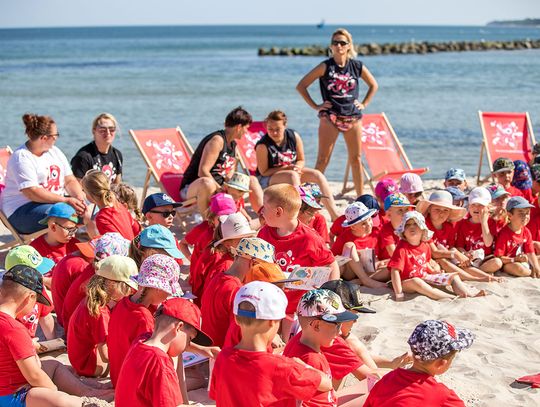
111,182,143,222
264,184,301,215
331,28,357,59
86,274,132,317
82,170,116,207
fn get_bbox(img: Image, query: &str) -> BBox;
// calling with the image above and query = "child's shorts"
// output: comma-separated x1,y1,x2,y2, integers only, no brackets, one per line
0,387,30,407
423,273,455,286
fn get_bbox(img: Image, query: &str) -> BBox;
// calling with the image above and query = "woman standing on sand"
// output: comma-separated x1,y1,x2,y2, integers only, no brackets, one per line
296,28,378,195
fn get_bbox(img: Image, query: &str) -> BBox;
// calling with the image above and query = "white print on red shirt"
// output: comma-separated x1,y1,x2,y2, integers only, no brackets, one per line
406,252,429,278
275,250,299,273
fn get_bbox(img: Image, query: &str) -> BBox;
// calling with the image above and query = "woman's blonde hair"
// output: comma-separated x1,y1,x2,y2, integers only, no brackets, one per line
111,183,143,222
82,169,116,207
86,274,132,317
92,112,119,134
331,28,357,59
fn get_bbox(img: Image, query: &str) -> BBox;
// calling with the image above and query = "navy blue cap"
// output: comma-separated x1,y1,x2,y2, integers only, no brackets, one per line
142,193,182,214
355,194,380,211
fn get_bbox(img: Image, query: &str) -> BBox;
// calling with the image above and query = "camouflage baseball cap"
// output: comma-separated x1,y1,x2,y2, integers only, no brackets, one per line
492,157,514,173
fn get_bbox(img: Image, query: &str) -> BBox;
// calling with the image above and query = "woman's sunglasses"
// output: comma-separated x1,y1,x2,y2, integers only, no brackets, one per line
148,210,176,218
332,40,349,47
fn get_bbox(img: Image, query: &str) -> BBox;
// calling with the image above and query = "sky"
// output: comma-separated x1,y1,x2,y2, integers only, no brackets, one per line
0,0,538,28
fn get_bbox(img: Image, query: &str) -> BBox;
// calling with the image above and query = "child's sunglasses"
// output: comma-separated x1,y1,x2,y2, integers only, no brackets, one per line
148,210,176,218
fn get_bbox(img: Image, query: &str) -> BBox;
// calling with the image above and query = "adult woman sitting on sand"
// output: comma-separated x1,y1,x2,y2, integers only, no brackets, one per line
71,112,123,184
296,27,378,195
1,113,86,234
179,106,263,214
255,110,339,220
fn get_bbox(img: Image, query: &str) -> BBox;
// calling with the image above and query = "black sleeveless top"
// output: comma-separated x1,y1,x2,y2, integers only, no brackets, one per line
255,129,298,176
180,130,237,188
319,58,363,117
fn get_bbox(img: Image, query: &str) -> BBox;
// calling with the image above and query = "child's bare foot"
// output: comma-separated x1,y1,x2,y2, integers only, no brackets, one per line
459,289,487,298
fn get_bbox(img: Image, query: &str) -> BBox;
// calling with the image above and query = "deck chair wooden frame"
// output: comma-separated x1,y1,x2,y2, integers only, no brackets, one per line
129,127,197,217
342,113,429,194
236,121,266,176
476,111,536,185
0,146,47,251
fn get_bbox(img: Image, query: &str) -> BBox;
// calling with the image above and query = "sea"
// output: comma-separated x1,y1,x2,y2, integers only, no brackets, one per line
1,25,539,186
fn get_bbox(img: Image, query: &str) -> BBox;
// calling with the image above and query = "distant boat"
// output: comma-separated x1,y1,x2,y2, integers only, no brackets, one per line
317,19,325,29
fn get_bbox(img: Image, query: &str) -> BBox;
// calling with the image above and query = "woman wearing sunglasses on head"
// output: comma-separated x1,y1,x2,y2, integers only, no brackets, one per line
296,28,378,195
71,112,123,184
0,113,87,234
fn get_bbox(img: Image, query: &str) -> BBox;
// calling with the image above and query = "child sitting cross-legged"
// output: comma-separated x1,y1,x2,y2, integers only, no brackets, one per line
494,196,540,278
297,185,330,245
330,194,382,241
389,211,486,301
210,281,333,406
364,320,474,406
331,202,388,288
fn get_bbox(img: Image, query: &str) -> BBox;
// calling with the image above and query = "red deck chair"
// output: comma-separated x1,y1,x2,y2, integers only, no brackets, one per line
237,121,266,175
342,113,429,194
0,146,47,250
476,111,536,184
129,127,196,212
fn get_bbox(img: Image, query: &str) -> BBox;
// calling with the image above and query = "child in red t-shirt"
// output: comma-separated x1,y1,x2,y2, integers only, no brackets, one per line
330,194,382,241
364,320,473,407
111,182,144,224
223,172,255,224
492,158,529,200
418,191,500,283
332,202,388,288
129,224,185,270
68,255,138,377
108,254,182,387
284,289,359,407
455,186,504,274
377,193,414,260
210,281,332,406
142,192,183,230
297,186,330,245
494,196,540,278
116,298,212,407
511,160,535,203
82,169,141,239
389,211,485,301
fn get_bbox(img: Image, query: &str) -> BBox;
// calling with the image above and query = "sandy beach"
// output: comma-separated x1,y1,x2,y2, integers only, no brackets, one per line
1,179,538,406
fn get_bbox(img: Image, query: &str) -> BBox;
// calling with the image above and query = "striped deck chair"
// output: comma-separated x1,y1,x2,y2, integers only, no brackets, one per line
476,111,536,184
237,121,266,175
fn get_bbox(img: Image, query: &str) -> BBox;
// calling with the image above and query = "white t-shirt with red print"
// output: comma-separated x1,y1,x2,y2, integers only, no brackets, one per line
1,144,72,217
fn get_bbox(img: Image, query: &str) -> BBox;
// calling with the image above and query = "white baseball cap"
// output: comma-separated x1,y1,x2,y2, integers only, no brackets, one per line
233,281,287,320
468,187,492,206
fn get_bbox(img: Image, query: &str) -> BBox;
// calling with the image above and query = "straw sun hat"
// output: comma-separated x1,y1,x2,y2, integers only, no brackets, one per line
416,190,467,222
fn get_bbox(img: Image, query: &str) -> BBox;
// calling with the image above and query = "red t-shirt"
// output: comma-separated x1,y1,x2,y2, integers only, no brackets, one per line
107,296,155,387
364,368,465,407
184,221,214,268
321,336,363,380
189,247,233,304
377,221,399,260
494,225,534,257
505,185,527,199
455,217,498,255
0,312,36,395
67,300,110,377
330,215,382,238
200,273,242,348
95,204,141,240
210,347,322,406
283,333,337,407
51,254,89,326
17,289,53,337
62,263,95,331
388,240,432,280
331,228,378,257
258,222,335,314
30,235,80,264
426,218,456,249
115,337,182,407
309,212,330,245
526,213,540,244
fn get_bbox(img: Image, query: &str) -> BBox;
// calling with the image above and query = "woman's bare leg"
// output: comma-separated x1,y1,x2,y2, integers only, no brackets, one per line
343,121,364,195
248,176,263,212
186,177,219,214
316,117,340,173
269,170,301,186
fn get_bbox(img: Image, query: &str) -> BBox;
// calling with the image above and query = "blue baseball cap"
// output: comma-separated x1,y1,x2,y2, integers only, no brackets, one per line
445,186,467,202
383,193,415,212
142,193,182,215
39,202,78,225
445,168,466,182
506,196,534,211
139,224,184,259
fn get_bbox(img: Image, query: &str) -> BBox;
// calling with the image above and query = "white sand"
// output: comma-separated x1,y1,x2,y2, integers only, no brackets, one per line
1,179,538,406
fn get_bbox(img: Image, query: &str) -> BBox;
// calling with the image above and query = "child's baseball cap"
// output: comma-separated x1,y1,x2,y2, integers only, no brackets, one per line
445,187,467,202
209,193,237,216
137,253,182,296
355,195,381,228
5,245,54,275
96,255,139,290
511,160,532,190
506,196,534,211
374,178,398,202
399,173,424,194
342,202,377,228
383,193,415,212
224,172,250,192
320,279,376,314
38,202,79,225
486,183,509,200
244,262,299,285
297,186,322,209
158,298,213,346
297,289,358,323
468,187,491,206
230,237,274,263
233,281,288,320
140,225,184,259
214,213,256,246
142,193,182,215
408,320,474,361
492,157,514,173
301,182,327,199
2,265,51,306
395,211,433,241
444,168,466,182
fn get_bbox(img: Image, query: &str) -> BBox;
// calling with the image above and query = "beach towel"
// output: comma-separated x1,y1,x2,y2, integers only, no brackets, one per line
516,373,540,388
